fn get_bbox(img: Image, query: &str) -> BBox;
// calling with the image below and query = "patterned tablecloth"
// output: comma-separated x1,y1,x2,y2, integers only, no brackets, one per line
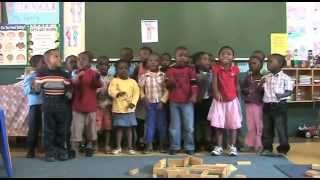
0,81,29,136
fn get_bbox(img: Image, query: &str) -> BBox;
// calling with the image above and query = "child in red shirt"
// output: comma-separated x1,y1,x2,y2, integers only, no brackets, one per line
166,46,198,155
208,46,242,156
71,51,102,158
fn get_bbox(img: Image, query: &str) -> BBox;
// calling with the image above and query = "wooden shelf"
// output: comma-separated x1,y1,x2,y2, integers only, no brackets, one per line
282,68,320,103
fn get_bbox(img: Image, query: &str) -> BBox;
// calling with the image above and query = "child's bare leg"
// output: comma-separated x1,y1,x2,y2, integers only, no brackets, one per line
104,130,111,153
116,128,123,150
229,129,237,146
71,142,80,157
215,128,223,147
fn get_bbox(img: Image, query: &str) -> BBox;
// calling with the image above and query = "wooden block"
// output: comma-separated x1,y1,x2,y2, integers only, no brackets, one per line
167,168,180,178
305,170,318,177
200,170,209,176
182,173,201,178
153,167,167,177
128,168,139,176
183,156,191,167
235,174,247,178
312,164,320,170
159,158,167,168
237,161,252,165
200,174,220,178
190,156,204,165
313,175,320,178
152,174,157,178
168,159,185,167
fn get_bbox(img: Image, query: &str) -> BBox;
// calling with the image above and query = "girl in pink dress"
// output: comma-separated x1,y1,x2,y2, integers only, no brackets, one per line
208,46,242,156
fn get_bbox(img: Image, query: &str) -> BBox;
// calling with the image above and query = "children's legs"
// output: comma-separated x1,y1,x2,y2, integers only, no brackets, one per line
125,127,133,149
169,102,182,151
254,104,263,151
245,104,256,147
157,103,167,150
275,103,290,154
54,106,68,158
228,129,237,146
262,104,275,152
145,103,157,148
105,131,111,150
115,127,123,149
215,128,223,147
85,112,97,150
132,127,138,148
71,111,85,157
181,102,195,151
26,105,42,153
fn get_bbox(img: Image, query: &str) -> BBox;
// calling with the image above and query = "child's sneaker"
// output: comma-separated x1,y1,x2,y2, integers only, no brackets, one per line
228,145,238,156
112,148,122,155
128,149,136,155
211,146,223,156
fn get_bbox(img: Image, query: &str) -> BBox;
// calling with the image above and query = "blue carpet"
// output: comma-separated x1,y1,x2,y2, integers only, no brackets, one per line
0,154,291,178
274,164,311,178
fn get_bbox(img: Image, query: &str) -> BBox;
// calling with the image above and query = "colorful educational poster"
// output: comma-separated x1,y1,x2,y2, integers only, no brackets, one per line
0,25,27,65
141,20,159,43
63,2,85,60
271,33,288,56
5,2,59,24
28,24,60,60
287,2,320,60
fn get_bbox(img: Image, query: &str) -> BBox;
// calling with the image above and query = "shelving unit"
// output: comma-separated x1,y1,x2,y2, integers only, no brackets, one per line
282,68,320,103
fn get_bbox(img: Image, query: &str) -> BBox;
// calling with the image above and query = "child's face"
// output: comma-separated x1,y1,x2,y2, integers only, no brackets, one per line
66,57,77,72
160,55,171,67
78,54,91,70
47,50,61,68
139,49,151,63
97,61,109,74
36,58,46,72
117,63,129,79
199,54,211,69
267,56,281,73
249,57,261,73
175,49,188,67
147,55,160,71
120,49,133,63
219,49,234,65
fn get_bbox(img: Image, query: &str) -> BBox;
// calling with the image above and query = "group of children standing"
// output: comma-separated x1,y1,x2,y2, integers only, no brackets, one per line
22,45,293,162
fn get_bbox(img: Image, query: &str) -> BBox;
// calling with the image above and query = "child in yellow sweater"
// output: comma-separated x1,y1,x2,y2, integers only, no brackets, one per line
108,60,140,155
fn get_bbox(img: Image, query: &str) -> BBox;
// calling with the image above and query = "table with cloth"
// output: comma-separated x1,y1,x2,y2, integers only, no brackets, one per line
0,81,29,136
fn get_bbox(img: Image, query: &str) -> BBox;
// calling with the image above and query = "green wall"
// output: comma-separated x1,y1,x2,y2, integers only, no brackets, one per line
85,2,286,58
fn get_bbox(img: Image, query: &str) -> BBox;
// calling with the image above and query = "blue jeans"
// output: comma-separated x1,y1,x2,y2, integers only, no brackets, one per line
144,103,167,145
169,102,194,151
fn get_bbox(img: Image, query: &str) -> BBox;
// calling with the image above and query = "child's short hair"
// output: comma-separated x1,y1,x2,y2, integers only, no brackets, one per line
252,50,266,61
79,51,94,62
116,59,129,69
270,53,286,68
30,55,44,68
161,53,172,60
148,52,161,61
218,46,235,56
44,48,58,57
96,56,109,65
192,51,208,64
121,47,134,54
175,46,188,53
249,55,264,69
139,46,153,54
65,55,77,62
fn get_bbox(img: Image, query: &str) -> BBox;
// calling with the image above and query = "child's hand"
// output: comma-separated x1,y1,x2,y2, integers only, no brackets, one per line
275,93,282,100
78,71,85,77
190,94,197,103
258,78,266,87
128,103,135,109
215,92,223,102
157,102,164,110
116,91,126,98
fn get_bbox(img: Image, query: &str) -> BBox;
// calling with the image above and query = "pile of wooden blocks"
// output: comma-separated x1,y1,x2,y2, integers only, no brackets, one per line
152,156,235,178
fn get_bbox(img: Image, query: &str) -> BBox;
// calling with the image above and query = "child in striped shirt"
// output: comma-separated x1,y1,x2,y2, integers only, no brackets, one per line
139,53,169,154
35,48,71,162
